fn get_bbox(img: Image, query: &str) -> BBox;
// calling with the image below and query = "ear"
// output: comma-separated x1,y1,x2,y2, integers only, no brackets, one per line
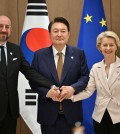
97,45,100,50
99,46,101,51
68,32,70,37
98,45,102,53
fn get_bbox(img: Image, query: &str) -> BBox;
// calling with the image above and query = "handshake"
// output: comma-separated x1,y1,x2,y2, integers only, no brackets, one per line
46,86,75,102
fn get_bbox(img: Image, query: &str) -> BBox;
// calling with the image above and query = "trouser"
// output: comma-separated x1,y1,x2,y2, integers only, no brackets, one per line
93,110,120,134
41,114,73,134
0,106,17,134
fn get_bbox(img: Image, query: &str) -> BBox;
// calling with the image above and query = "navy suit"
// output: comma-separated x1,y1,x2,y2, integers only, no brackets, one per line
31,45,89,128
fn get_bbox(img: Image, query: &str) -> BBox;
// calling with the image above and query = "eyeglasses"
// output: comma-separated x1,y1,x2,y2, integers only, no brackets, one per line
0,24,11,30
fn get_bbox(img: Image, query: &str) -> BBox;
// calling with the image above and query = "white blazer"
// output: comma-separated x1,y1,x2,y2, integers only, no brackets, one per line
71,56,120,124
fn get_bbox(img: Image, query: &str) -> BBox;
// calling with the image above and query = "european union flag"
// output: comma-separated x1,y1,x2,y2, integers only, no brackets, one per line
78,0,107,133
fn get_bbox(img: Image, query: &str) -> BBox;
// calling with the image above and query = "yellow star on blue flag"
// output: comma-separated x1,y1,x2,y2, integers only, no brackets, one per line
84,14,92,23
99,18,107,27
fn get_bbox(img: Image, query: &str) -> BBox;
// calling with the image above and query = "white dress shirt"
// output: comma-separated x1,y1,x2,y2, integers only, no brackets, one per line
52,45,66,68
0,43,7,64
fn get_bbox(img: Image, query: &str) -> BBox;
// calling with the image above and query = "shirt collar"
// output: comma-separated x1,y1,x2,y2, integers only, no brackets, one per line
52,45,66,56
0,42,7,48
104,62,115,68
103,59,116,68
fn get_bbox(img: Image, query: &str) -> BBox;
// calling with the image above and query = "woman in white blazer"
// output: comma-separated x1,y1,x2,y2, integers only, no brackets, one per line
70,31,120,134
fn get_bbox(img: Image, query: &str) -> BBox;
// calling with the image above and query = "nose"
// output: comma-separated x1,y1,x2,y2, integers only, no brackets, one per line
58,31,62,36
1,26,7,32
106,45,110,49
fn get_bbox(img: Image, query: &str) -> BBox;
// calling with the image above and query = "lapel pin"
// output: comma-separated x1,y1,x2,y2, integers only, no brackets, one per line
71,56,74,59
10,52,13,55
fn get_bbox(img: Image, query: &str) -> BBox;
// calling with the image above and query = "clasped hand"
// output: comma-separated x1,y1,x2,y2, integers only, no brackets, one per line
47,86,75,102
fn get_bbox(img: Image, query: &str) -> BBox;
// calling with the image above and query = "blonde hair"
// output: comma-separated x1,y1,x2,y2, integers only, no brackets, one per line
96,31,120,51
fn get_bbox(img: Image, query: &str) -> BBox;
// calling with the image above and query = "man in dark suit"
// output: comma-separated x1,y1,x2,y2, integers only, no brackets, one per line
30,17,89,134
0,15,55,134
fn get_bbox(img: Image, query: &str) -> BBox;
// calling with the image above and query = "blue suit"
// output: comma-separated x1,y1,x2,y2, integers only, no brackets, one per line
31,45,89,126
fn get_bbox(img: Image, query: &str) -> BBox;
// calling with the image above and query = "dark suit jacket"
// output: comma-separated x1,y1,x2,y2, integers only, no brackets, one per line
31,45,89,126
0,42,53,121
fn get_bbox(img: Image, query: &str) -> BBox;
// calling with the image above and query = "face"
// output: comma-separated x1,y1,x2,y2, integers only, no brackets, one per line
99,37,117,58
0,16,11,43
50,22,70,48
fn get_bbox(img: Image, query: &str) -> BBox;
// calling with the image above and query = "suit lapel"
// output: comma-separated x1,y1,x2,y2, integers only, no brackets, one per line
61,46,74,84
108,57,120,89
43,46,74,84
43,46,59,83
6,42,14,74
7,42,13,64
96,61,110,93
96,57,120,93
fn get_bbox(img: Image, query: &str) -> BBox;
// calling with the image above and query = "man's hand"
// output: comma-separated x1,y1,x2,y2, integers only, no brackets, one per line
59,86,75,102
46,86,60,101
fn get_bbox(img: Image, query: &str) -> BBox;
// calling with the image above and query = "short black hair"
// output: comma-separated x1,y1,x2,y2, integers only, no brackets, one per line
48,17,70,32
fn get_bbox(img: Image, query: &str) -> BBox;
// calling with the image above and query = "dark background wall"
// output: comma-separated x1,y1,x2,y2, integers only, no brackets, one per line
0,0,120,133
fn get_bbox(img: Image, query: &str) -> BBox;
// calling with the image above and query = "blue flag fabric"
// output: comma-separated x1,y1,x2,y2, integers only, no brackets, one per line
78,0,107,134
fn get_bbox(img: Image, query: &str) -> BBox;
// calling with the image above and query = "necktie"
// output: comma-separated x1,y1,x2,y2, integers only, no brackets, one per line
57,52,63,111
0,46,7,74
57,52,63,81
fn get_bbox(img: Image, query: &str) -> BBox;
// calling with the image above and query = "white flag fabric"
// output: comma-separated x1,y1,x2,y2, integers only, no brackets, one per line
18,0,51,133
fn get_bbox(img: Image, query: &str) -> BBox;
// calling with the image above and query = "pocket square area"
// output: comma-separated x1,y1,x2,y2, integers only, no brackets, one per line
13,58,18,61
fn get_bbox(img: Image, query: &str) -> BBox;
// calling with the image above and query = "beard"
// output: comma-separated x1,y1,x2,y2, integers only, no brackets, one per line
0,32,9,42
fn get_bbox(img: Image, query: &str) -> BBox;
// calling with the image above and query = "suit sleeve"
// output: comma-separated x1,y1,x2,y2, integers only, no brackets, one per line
72,67,96,101
29,51,51,100
71,50,89,94
19,48,53,88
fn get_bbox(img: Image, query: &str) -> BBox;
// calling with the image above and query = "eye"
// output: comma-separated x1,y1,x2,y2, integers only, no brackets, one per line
61,30,66,33
5,25,11,29
102,44,107,47
109,44,115,47
53,30,58,33
0,24,11,29
0,25,4,29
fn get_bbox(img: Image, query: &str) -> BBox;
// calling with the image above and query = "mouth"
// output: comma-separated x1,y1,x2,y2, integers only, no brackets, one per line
0,32,7,35
56,38,63,41
105,51,112,54
0,33,8,41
